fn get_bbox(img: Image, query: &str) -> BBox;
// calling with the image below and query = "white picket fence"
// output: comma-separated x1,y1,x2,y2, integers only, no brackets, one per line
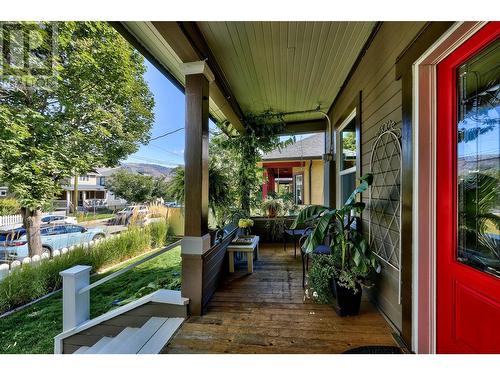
0,214,22,227
0,237,107,282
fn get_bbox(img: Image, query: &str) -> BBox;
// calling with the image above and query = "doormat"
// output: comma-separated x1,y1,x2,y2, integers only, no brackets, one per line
342,346,403,354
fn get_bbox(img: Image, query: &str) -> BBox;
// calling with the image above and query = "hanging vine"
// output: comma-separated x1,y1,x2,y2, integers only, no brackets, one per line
217,110,294,215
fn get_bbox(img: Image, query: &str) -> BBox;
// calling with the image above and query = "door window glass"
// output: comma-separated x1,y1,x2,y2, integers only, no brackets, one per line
456,39,500,278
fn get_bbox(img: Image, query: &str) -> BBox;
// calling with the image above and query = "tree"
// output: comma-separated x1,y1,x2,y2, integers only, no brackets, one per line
106,170,171,204
0,22,154,256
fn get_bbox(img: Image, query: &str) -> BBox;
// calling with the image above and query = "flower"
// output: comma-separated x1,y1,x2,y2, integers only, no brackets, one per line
238,218,254,228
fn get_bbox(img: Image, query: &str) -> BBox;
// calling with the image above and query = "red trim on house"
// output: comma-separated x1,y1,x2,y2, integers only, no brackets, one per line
261,161,305,168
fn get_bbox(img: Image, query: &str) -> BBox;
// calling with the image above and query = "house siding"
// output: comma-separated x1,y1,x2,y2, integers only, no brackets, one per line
327,21,426,332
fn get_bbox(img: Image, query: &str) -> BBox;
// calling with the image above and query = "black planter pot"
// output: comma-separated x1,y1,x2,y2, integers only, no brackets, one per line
331,278,362,317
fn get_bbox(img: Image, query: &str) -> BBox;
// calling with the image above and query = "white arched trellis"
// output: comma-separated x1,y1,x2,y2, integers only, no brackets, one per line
369,120,402,304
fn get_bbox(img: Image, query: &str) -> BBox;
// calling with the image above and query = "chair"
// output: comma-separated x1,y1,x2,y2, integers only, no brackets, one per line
283,226,311,258
298,231,331,287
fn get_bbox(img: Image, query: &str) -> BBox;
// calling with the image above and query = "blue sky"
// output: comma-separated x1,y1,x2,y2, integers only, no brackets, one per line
125,60,217,167
125,60,305,167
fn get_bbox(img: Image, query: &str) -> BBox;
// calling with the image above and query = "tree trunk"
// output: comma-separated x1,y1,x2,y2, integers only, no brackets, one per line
72,175,78,214
21,207,43,257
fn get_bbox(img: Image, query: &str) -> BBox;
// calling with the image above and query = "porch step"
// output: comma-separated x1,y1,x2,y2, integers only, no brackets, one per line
73,317,184,354
54,289,189,354
95,327,139,354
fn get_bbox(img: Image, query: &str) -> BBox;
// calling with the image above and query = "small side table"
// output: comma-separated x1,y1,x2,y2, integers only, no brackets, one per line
227,235,260,274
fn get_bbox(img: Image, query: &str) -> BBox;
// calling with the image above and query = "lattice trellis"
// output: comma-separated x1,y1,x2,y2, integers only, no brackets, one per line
369,120,402,304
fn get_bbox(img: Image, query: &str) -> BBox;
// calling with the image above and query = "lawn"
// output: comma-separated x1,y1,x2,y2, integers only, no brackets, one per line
76,212,116,222
0,245,181,354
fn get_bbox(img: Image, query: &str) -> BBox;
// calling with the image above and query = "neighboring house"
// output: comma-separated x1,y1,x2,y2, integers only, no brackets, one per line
258,133,325,205
55,171,127,211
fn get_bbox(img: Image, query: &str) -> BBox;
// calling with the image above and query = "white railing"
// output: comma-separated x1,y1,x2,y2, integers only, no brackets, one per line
60,239,182,331
0,214,22,227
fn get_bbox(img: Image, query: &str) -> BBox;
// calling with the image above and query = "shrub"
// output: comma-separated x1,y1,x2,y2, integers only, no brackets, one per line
0,220,173,314
0,198,20,216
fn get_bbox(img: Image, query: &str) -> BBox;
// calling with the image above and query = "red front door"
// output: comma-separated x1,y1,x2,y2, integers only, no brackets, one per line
436,22,500,353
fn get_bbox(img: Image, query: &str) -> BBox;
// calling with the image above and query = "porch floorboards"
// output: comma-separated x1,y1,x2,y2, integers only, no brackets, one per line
162,242,397,354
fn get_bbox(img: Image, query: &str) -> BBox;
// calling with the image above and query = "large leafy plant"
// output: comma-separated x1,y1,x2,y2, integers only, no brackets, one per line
291,173,379,291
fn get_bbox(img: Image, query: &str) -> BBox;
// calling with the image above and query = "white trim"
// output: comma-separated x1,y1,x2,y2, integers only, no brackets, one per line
336,108,357,207
338,166,356,176
411,21,486,354
181,234,211,255
180,61,215,82
54,289,188,354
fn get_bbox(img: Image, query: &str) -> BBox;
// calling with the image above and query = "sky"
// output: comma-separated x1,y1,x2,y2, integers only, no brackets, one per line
125,60,309,167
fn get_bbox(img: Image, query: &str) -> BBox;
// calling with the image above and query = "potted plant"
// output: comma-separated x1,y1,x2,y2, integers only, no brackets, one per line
261,197,284,218
291,173,380,316
238,218,254,235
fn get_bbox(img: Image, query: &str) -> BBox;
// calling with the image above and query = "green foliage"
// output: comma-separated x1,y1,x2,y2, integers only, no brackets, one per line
167,162,233,228
0,220,172,314
0,198,21,215
0,22,154,210
106,169,171,204
308,255,337,304
292,174,379,294
0,245,181,354
215,111,294,215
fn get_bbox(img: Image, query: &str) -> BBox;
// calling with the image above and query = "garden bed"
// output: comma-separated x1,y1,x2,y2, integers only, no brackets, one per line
0,220,172,314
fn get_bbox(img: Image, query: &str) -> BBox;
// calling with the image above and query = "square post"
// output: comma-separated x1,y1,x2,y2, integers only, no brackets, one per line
60,265,91,331
180,61,214,316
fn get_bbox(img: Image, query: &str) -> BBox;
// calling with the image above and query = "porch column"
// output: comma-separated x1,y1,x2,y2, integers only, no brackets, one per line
262,169,268,199
180,61,214,316
268,169,275,195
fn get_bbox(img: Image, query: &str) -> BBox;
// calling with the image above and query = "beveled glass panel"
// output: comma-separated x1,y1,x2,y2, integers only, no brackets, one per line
456,39,500,278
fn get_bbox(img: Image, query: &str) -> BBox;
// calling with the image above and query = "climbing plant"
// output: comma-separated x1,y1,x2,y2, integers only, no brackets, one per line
216,110,294,215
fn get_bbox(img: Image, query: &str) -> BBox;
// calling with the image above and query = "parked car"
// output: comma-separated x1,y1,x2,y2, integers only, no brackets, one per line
0,224,106,262
41,215,77,225
114,205,149,225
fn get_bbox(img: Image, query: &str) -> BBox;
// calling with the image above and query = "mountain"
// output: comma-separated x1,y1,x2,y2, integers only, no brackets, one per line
97,163,175,179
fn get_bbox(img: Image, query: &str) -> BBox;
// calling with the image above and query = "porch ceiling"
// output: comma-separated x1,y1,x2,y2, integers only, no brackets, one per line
118,21,375,131
197,22,375,123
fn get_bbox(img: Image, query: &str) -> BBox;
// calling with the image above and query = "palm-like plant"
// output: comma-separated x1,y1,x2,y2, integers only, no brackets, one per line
166,163,233,228
291,173,379,291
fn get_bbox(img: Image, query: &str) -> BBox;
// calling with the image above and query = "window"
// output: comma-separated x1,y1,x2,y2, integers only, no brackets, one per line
0,190,6,197
294,174,304,205
337,109,358,207
456,39,499,277
79,175,89,182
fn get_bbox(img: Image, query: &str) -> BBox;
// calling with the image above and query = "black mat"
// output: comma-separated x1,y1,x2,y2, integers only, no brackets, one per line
342,346,403,354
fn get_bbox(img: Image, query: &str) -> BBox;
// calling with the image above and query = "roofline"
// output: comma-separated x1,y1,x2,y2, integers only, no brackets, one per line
261,157,323,162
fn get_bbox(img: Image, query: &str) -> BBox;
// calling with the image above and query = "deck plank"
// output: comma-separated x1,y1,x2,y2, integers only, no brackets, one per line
162,243,396,353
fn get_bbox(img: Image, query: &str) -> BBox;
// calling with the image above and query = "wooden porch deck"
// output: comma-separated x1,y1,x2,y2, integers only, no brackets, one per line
162,243,397,354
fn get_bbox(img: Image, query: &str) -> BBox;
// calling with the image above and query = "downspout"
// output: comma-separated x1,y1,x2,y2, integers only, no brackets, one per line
308,160,312,204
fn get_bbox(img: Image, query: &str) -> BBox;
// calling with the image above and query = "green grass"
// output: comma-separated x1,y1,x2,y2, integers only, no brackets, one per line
0,245,181,354
76,212,115,222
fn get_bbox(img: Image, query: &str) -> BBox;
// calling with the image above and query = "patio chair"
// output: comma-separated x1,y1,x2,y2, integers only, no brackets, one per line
283,225,311,258
298,230,331,288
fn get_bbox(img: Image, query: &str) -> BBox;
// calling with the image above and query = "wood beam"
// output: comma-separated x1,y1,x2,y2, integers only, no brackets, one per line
152,21,246,134
279,119,326,135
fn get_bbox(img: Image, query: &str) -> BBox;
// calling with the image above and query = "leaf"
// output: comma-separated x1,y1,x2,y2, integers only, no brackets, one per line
290,205,328,229
303,209,336,253
345,173,373,205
